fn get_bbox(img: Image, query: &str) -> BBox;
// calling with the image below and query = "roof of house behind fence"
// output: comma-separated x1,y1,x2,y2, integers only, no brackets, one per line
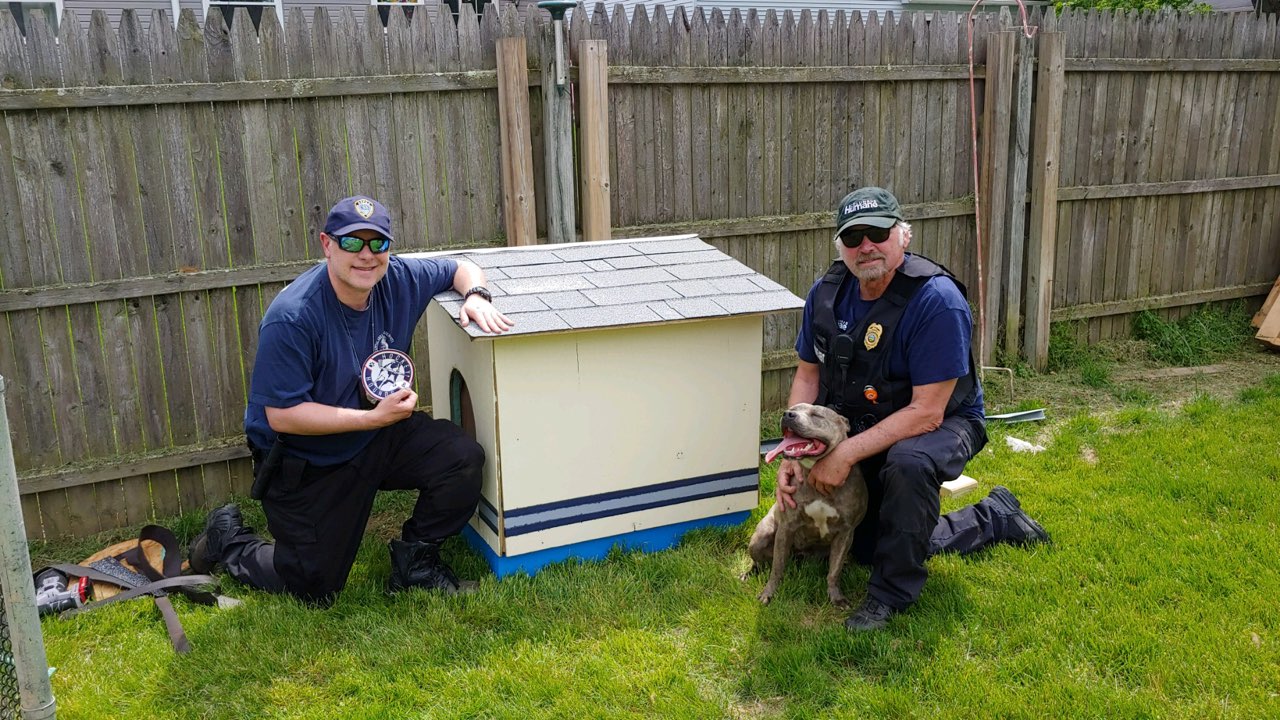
413,235,805,339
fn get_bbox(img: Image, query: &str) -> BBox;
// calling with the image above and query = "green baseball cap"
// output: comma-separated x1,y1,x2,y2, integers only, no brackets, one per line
834,187,904,238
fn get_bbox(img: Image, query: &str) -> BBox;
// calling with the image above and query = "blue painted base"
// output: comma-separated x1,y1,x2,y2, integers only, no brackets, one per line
462,510,751,578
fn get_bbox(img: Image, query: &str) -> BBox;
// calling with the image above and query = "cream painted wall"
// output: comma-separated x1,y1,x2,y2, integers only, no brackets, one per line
490,315,762,511
430,308,767,558
426,301,501,540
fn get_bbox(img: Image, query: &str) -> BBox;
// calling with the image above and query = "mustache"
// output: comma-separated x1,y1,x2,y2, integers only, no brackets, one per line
857,252,886,262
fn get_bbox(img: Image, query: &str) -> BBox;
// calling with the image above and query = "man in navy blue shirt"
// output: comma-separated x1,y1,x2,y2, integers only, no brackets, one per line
779,186,1049,631
189,195,512,605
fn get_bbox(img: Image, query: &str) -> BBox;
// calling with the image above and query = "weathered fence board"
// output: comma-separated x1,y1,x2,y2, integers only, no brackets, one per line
0,6,1277,538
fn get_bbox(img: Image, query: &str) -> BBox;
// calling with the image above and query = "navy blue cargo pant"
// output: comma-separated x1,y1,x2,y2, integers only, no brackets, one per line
221,412,483,604
851,414,995,610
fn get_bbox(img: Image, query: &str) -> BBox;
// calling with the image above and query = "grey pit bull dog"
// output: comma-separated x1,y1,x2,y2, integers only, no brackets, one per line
744,403,869,606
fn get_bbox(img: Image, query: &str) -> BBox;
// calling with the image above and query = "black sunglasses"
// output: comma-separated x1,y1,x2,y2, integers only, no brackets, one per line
330,234,391,254
838,226,894,248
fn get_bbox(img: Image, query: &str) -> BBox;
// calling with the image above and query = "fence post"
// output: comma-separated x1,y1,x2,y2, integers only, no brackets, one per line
0,377,56,720
980,29,1016,367
578,39,611,241
540,12,577,244
1004,30,1036,361
1024,32,1065,370
496,36,538,247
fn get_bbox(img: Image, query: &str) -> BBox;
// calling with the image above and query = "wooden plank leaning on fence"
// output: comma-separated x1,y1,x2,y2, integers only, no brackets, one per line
579,39,611,241
1256,276,1280,349
1024,32,1065,371
1253,276,1280,329
495,36,537,246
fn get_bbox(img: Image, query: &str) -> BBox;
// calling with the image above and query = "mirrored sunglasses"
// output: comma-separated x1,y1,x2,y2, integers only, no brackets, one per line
332,234,391,254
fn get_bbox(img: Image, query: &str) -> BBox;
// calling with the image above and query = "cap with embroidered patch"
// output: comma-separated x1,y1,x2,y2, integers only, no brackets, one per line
834,187,904,238
324,196,394,241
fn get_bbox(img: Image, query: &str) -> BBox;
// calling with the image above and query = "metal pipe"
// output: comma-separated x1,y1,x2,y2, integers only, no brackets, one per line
538,1,576,89
0,376,56,720
554,17,566,87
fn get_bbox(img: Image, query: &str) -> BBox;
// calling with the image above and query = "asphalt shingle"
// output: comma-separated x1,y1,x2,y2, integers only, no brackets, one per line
492,275,597,295
502,261,594,279
647,250,726,265
606,255,658,270
713,290,806,315
557,304,664,329
459,311,571,337
584,267,679,288
581,283,682,306
429,235,804,338
634,237,710,255
541,290,594,310
665,297,726,319
709,277,761,295
552,244,642,262
668,279,719,298
647,302,685,321
667,260,755,280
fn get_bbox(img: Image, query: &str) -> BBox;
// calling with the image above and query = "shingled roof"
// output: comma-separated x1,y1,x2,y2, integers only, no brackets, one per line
416,234,805,339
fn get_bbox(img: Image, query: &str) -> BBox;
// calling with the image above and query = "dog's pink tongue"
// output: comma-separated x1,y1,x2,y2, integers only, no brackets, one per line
764,435,813,464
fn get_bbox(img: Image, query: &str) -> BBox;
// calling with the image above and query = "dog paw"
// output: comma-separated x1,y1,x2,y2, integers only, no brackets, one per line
757,590,774,605
830,594,850,608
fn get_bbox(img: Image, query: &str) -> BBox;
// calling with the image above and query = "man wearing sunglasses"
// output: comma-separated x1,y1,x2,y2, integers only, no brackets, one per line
190,195,513,606
776,186,1048,631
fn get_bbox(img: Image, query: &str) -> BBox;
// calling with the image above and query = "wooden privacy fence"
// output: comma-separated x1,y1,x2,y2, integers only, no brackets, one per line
0,4,1277,539
1002,11,1280,367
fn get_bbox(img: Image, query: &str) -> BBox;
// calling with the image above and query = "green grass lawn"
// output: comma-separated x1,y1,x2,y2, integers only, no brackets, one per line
31,372,1280,719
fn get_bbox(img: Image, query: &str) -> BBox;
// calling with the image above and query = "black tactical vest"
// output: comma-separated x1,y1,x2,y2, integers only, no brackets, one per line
812,254,980,434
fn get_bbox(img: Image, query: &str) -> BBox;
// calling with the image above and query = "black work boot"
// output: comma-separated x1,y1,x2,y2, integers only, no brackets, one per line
844,595,897,631
188,504,245,574
387,539,478,596
986,486,1051,546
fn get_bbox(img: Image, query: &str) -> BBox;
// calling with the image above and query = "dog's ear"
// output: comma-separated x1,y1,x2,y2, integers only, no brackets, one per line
836,414,851,438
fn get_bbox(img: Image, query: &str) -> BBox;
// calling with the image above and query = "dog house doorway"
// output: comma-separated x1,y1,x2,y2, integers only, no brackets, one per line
449,368,477,440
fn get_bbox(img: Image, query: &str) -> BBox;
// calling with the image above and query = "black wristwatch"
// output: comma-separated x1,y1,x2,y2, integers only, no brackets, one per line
462,286,493,303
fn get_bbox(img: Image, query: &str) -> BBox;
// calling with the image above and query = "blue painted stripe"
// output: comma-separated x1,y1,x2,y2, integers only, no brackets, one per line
476,496,499,534
462,511,752,579
505,467,759,518
504,479,758,537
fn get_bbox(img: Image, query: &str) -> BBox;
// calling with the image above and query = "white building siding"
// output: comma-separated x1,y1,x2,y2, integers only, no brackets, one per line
694,0,903,20
56,0,468,30
64,0,169,29
593,1,904,22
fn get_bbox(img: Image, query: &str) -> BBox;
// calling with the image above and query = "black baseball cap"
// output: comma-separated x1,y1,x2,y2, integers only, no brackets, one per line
324,196,394,241
834,187,904,238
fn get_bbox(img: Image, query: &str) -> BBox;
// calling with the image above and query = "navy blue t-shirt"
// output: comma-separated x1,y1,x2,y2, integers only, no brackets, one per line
795,255,984,420
244,255,459,465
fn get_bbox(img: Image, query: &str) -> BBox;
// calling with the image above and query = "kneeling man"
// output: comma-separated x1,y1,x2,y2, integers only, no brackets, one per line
778,187,1049,631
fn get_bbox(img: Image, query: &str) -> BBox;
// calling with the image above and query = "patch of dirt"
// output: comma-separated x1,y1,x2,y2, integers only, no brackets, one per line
729,696,786,719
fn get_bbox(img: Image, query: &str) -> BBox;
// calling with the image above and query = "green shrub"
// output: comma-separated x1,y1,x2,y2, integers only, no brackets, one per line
1053,0,1212,13
1131,302,1255,366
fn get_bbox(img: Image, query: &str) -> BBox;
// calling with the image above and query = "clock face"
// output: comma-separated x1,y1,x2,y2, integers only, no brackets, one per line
361,349,415,403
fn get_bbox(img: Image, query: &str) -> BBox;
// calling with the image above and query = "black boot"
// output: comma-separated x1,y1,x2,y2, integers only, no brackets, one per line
986,486,1051,546
844,595,897,631
387,539,477,595
188,504,246,574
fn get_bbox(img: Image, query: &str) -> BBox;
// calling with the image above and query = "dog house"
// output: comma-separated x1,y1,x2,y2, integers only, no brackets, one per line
414,234,804,577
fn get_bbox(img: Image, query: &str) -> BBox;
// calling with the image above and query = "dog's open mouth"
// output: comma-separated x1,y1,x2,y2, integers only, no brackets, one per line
763,430,827,464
